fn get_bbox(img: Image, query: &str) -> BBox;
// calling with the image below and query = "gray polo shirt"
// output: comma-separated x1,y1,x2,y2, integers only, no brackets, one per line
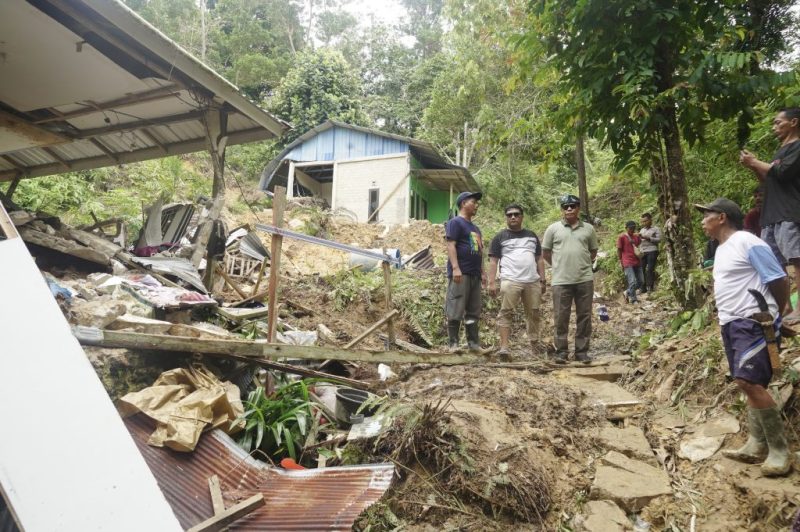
542,219,598,285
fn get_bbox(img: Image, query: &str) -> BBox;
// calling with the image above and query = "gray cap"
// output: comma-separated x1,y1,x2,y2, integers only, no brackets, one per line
694,198,744,229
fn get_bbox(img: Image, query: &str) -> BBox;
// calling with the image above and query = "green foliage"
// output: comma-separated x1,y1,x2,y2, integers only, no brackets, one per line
326,268,385,311
270,48,368,142
236,377,328,461
225,141,281,182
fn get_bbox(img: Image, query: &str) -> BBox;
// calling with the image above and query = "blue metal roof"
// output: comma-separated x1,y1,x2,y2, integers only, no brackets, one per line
284,125,409,162
259,120,480,193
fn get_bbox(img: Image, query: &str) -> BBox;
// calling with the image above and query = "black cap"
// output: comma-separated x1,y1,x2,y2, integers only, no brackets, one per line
559,194,580,206
694,198,744,229
456,191,482,207
625,220,637,228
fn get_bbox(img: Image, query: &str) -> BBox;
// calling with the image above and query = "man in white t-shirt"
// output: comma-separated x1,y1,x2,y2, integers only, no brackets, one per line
696,198,792,476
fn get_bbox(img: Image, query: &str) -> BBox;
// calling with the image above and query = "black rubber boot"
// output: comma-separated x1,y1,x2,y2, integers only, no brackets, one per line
447,320,461,352
465,321,480,353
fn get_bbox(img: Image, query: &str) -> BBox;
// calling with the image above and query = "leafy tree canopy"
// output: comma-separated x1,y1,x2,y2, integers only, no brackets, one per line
269,48,369,141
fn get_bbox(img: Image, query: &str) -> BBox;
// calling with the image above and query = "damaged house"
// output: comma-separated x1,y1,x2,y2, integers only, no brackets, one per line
0,1,394,530
259,120,481,225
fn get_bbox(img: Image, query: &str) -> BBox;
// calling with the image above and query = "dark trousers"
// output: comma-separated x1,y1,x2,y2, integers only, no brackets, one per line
552,280,593,356
445,275,482,323
642,251,658,291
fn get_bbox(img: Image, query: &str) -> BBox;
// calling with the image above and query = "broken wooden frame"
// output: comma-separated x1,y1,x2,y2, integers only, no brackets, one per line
73,327,485,367
256,218,402,349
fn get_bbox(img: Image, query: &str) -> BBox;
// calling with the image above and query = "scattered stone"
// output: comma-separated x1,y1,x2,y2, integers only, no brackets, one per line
9,210,34,226
679,412,740,462
559,365,628,382
558,375,643,420
107,314,173,335
578,500,632,531
71,297,128,328
654,370,677,402
596,426,657,465
590,451,673,512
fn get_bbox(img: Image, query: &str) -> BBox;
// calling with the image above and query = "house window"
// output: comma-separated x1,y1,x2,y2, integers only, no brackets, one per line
368,188,380,223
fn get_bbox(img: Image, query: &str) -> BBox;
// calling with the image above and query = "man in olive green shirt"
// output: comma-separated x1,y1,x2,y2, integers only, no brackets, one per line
542,195,599,363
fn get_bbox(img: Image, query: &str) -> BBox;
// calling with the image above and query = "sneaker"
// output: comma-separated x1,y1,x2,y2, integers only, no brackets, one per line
553,352,568,364
575,352,591,364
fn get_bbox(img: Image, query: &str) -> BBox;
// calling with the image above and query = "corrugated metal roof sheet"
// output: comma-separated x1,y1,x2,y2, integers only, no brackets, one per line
0,0,290,182
125,414,394,531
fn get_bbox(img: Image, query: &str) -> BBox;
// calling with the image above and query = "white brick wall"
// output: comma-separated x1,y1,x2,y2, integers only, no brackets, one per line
333,154,409,224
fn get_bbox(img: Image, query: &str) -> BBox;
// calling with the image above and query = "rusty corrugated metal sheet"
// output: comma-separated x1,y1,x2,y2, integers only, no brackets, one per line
125,415,394,531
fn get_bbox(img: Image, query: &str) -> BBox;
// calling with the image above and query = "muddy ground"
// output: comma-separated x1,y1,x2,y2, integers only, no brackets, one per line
42,195,800,531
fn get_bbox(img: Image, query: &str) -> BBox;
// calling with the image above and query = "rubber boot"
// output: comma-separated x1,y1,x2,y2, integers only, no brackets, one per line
722,408,767,463
465,321,481,353
497,326,511,358
447,320,461,352
759,407,792,476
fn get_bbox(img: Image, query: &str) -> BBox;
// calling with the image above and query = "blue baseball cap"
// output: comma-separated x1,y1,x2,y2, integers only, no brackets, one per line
456,191,482,207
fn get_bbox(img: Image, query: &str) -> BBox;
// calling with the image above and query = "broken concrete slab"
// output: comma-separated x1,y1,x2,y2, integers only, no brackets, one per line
20,226,110,265
71,297,129,328
596,426,656,465
579,500,632,532
590,451,673,512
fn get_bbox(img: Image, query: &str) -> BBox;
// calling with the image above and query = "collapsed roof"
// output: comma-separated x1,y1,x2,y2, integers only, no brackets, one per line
0,0,289,183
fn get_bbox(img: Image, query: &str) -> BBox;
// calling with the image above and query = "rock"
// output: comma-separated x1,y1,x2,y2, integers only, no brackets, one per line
596,426,657,465
557,375,643,420
71,297,128,328
9,210,34,226
559,365,629,382
679,412,740,462
590,451,673,512
579,500,632,531
287,218,305,230
654,370,677,402
107,314,173,335
679,435,725,463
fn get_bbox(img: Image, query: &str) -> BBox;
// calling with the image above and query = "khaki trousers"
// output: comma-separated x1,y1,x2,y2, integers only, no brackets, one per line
498,280,541,340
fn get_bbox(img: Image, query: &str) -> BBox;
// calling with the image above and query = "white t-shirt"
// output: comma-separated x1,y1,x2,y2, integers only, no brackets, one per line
713,231,785,325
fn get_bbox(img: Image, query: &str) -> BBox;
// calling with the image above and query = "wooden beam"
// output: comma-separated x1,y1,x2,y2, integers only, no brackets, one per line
378,334,433,354
89,138,120,164
140,128,168,154
344,310,399,350
73,327,370,389
366,172,408,223
186,493,264,532
5,176,22,201
207,475,226,516
73,327,485,366
382,260,395,345
42,147,71,171
266,186,286,342
34,86,182,124
215,264,247,298
0,127,272,182
1,155,24,171
76,110,206,140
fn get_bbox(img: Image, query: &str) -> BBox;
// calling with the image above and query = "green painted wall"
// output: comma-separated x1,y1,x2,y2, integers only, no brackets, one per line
410,175,451,223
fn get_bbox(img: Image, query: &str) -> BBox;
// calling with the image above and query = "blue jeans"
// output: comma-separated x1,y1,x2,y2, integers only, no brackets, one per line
623,266,643,302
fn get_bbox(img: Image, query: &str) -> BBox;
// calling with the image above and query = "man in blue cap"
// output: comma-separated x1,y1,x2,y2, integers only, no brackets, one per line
445,191,485,352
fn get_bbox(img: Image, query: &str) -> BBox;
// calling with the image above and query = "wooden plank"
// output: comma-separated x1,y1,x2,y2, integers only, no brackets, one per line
344,309,399,349
266,186,286,342
381,260,396,346
73,326,484,366
208,475,225,516
186,493,265,532
215,264,247,298
19,227,110,265
377,334,433,354
0,202,20,240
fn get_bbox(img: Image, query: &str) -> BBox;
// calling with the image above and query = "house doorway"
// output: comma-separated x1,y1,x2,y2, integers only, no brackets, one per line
368,188,380,223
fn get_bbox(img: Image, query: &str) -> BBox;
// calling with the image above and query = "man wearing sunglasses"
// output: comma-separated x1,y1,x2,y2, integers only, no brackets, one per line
488,204,546,359
542,195,599,364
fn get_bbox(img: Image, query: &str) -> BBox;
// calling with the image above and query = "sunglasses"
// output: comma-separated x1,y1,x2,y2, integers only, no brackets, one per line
561,204,579,210
505,212,522,218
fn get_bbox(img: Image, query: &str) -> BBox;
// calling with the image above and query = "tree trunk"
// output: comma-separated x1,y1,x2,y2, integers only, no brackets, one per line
655,110,699,308
576,132,590,219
